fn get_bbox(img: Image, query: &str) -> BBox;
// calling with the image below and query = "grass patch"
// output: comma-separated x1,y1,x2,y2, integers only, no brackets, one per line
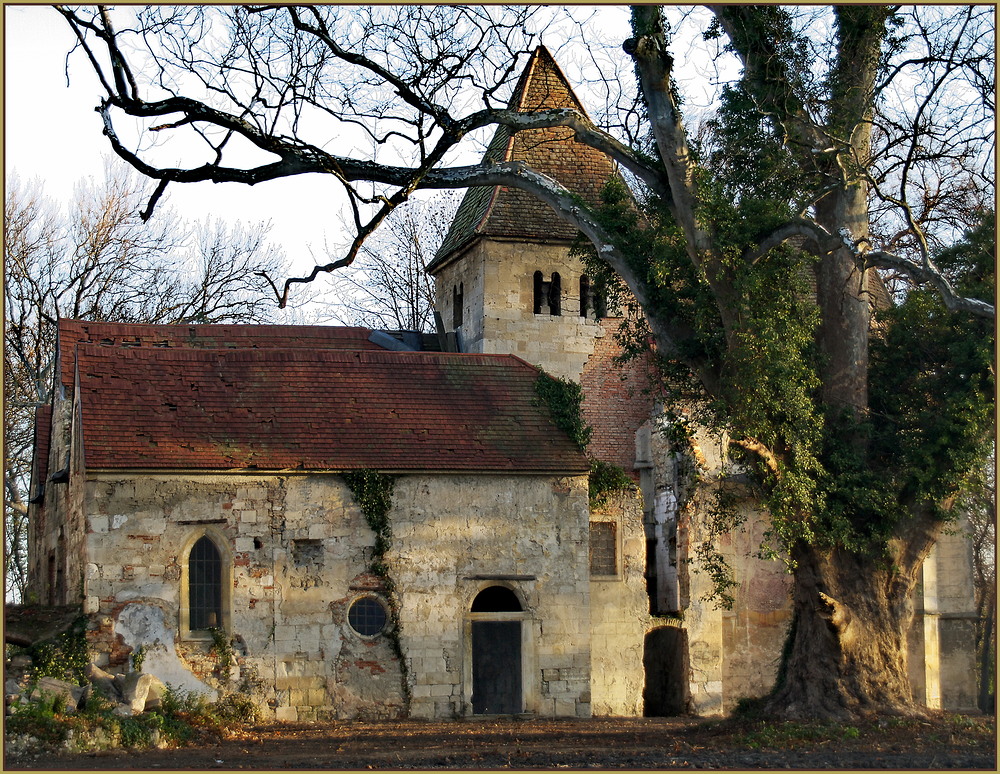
5,683,255,755
734,721,861,750
727,712,996,752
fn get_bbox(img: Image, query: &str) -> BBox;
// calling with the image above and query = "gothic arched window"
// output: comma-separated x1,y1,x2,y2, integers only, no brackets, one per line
188,535,224,631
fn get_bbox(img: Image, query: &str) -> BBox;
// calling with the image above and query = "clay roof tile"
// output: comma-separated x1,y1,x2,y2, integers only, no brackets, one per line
73,342,588,474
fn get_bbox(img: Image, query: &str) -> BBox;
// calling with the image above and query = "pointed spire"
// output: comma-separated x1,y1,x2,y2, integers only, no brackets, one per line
430,46,618,270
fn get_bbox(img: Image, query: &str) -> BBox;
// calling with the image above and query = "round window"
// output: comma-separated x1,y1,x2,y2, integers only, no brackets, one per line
348,596,388,637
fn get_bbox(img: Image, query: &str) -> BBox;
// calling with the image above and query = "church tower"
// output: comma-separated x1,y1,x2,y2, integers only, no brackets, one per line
428,45,657,477
428,48,670,716
427,46,619,383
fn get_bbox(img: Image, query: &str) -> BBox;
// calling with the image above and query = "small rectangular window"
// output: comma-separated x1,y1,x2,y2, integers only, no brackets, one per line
590,521,617,576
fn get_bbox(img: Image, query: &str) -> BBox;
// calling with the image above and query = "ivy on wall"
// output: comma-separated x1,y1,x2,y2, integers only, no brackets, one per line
342,469,395,573
341,469,411,709
588,460,637,509
534,371,643,511
22,616,90,686
533,372,592,451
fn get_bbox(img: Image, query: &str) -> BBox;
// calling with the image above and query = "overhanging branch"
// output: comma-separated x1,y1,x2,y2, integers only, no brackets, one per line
745,220,995,320
866,250,995,318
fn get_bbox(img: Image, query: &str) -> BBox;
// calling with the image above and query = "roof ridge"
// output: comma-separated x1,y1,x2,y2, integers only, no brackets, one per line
510,45,588,117
58,319,374,336
73,343,539,367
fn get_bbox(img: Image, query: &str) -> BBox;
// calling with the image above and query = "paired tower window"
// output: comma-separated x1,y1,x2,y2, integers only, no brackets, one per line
533,271,562,315
579,275,606,319
533,271,604,319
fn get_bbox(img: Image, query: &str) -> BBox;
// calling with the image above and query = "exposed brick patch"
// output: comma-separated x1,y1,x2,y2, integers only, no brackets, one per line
581,321,661,473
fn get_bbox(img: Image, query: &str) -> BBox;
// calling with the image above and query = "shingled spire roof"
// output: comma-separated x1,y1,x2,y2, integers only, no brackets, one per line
429,46,618,271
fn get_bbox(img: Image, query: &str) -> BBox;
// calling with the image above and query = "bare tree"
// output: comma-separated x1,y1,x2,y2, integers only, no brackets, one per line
54,5,995,718
3,163,290,601
319,193,459,332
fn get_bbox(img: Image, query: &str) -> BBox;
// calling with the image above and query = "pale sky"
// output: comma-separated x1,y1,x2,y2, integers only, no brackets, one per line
3,5,711,308
4,4,359,285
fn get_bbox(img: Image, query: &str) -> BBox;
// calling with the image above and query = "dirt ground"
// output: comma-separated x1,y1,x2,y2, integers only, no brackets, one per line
7,712,995,770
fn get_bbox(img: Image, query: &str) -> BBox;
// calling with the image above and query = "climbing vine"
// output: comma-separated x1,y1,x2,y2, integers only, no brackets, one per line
26,616,90,686
131,645,146,673
588,460,637,509
207,627,235,673
533,372,592,451
341,469,411,709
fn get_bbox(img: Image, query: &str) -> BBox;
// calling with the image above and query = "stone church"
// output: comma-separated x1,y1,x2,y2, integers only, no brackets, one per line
26,47,979,719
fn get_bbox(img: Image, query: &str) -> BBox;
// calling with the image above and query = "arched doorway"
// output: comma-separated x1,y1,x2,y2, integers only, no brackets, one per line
470,586,523,714
643,626,688,715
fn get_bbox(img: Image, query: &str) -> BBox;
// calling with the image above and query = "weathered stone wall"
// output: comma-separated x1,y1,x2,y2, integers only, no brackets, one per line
589,489,651,716
932,516,979,712
436,238,602,381
718,503,792,709
432,243,486,353
909,517,980,712
28,395,87,608
80,470,593,720
389,473,592,719
83,473,400,720
655,419,793,715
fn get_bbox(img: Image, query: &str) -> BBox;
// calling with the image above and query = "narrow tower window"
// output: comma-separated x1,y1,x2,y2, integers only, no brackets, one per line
453,283,464,328
533,271,547,314
549,273,562,316
580,275,591,318
533,272,563,316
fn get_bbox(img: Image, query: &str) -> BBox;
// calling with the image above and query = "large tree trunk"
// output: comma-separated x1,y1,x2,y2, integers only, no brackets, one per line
814,195,872,417
978,585,996,714
766,522,940,720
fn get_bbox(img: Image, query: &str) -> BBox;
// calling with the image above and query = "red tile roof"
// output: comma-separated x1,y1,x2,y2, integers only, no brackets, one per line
73,344,589,474
57,319,384,395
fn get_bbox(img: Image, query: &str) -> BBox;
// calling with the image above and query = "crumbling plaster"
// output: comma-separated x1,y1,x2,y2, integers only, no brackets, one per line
82,470,594,720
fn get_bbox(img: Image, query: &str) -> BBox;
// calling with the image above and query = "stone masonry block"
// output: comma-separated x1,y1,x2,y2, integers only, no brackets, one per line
275,706,298,722
554,698,577,717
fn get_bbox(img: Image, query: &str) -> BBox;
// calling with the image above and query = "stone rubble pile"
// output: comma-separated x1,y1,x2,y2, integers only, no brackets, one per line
5,655,169,718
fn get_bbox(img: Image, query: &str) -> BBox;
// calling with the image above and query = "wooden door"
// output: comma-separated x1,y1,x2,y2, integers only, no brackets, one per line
471,620,522,714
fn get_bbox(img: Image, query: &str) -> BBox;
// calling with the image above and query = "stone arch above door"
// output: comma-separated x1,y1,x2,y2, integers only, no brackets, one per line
467,584,529,715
